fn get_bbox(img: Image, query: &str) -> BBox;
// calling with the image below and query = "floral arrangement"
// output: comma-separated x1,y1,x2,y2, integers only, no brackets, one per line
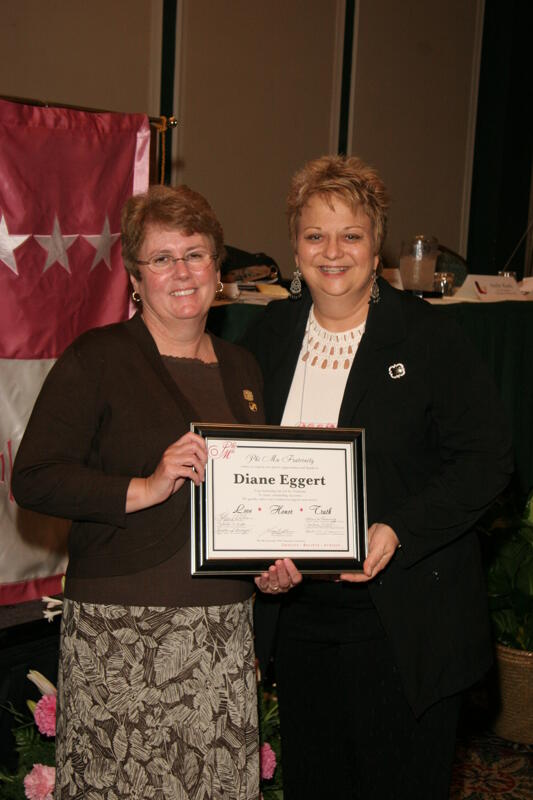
0,671,56,800
2,671,284,799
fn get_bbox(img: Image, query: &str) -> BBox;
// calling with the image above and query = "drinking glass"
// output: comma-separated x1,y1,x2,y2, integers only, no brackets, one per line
433,271,454,296
399,235,439,292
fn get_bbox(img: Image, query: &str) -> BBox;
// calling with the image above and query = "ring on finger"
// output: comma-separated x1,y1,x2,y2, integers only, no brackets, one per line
271,585,280,592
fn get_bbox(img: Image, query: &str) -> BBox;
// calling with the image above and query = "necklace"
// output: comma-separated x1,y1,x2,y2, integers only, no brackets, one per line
300,308,366,370
296,308,366,425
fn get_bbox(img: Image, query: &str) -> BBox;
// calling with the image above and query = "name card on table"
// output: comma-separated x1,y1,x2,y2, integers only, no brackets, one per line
455,274,526,302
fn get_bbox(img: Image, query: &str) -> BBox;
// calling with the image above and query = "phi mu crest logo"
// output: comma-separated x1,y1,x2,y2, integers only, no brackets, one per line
388,363,406,379
208,441,237,460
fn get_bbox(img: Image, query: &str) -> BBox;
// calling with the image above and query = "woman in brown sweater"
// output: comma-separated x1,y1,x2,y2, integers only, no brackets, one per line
13,184,269,800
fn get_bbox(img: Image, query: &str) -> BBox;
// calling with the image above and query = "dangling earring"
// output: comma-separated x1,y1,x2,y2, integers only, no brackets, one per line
369,270,380,304
289,267,302,301
132,290,142,304
215,280,224,300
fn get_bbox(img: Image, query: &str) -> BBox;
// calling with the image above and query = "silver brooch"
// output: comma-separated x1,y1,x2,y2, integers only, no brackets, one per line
388,363,406,379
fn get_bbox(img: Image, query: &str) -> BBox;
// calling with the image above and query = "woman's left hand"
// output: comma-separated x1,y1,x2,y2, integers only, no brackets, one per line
255,558,303,595
340,523,399,583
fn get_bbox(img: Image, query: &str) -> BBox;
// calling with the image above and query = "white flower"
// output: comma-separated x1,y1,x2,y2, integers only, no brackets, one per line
27,670,57,697
43,608,63,623
41,596,63,623
41,596,63,607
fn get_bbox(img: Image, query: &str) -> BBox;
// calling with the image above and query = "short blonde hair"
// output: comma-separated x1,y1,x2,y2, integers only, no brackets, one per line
121,184,225,279
287,155,389,252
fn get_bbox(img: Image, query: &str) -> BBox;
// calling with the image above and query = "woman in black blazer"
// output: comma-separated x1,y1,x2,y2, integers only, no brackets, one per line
247,155,513,799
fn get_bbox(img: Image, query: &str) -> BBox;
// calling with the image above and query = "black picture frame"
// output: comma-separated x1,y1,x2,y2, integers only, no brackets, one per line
191,424,367,575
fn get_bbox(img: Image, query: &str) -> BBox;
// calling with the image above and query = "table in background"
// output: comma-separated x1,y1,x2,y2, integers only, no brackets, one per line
208,299,533,493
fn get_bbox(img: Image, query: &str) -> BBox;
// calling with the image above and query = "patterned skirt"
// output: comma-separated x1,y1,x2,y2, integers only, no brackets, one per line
55,598,259,800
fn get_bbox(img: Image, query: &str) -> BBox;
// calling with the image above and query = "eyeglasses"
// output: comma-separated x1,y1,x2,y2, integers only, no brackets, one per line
135,250,217,273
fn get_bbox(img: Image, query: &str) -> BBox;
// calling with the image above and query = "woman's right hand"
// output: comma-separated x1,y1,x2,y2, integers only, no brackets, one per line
126,432,207,512
255,558,303,594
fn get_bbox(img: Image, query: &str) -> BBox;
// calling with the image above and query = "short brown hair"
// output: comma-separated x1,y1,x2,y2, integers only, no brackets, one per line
121,184,225,279
287,155,389,252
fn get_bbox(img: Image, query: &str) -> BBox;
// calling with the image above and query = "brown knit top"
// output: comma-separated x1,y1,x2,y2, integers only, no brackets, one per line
66,356,253,607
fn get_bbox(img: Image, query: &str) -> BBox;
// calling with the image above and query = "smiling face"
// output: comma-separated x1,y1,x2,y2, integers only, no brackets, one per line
295,194,379,328
131,225,219,334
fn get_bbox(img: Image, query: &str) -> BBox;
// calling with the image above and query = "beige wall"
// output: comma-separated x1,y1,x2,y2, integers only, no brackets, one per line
174,0,343,274
0,0,483,273
350,0,483,264
0,0,162,115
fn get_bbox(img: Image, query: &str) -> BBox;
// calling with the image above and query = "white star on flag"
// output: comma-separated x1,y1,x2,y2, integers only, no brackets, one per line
0,213,31,275
84,216,121,271
35,216,78,273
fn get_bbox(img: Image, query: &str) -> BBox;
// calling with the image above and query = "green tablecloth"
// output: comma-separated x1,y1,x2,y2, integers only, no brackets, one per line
207,300,533,493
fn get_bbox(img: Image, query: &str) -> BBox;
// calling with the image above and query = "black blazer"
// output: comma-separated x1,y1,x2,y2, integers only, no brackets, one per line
246,279,513,715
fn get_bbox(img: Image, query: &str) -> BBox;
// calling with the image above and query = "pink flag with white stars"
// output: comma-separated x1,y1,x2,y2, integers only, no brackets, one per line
0,98,150,603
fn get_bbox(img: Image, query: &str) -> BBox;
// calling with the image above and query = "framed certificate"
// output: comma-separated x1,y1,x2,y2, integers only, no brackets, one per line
191,424,367,575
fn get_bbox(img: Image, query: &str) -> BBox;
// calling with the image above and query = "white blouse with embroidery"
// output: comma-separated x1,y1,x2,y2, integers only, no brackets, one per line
281,306,365,428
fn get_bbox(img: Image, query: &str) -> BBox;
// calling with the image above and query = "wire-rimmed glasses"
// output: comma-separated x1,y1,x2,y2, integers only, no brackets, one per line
135,250,217,274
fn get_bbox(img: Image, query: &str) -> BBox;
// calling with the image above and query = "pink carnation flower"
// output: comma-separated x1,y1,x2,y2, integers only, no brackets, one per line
33,694,56,737
260,742,277,780
24,764,55,800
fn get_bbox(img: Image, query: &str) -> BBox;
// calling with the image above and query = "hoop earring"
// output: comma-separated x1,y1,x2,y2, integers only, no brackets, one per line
369,271,380,304
215,280,224,299
289,267,302,301
132,290,142,304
